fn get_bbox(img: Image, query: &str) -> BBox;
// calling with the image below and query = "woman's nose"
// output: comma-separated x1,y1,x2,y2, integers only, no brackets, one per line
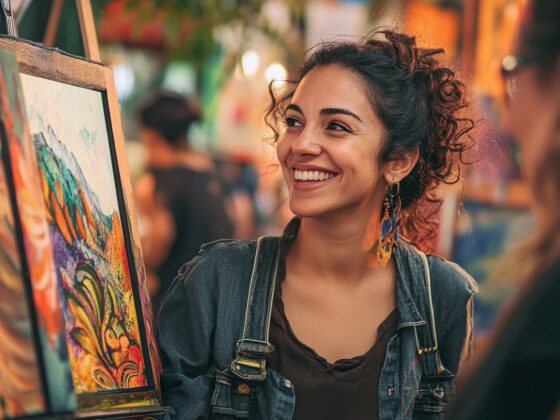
290,128,322,155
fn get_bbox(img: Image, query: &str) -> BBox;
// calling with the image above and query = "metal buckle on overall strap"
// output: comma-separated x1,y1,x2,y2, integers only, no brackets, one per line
230,236,279,382
231,339,274,381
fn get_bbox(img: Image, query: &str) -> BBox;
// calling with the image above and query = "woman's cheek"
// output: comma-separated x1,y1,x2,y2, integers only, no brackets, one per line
276,136,290,166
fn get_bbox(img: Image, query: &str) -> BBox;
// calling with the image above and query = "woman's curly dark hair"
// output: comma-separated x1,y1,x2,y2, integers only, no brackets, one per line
265,30,474,251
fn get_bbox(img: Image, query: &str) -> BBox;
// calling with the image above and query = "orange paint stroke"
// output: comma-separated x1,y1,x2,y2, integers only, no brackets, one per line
80,190,97,234
55,180,64,208
63,205,77,239
75,205,87,241
51,190,72,245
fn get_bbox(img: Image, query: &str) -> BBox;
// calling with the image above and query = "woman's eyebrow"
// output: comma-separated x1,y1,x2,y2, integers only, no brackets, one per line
286,104,363,123
286,104,303,114
320,108,362,123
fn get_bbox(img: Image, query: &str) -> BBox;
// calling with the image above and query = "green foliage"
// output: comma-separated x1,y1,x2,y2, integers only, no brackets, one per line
94,0,303,68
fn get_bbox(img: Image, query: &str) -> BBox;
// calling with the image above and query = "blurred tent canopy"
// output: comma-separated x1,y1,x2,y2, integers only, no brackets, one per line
14,0,304,74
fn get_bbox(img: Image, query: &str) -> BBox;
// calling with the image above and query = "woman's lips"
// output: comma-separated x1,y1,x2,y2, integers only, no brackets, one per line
294,169,337,181
292,168,338,190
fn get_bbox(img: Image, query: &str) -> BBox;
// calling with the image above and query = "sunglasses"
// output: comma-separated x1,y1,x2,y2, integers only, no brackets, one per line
501,54,539,100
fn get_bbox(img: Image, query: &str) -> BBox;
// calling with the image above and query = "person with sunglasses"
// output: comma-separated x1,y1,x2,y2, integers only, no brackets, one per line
448,1,560,418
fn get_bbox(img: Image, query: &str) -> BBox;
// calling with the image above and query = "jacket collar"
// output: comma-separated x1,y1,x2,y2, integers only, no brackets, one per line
392,240,428,330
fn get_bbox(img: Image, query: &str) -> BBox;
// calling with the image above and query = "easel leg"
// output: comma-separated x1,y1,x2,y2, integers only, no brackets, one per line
75,0,100,61
43,0,65,48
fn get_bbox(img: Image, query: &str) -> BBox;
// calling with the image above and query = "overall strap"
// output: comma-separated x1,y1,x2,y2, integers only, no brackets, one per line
414,251,447,379
231,236,281,381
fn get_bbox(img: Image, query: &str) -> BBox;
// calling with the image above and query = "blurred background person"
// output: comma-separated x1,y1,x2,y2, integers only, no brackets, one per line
135,90,234,315
448,0,560,418
214,153,259,239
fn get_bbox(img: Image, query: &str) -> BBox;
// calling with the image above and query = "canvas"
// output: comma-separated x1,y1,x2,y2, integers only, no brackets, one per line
0,143,45,419
0,73,45,420
0,36,161,415
19,73,150,396
0,49,76,415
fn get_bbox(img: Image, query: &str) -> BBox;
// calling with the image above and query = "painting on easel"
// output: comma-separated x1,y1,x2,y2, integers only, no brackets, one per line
0,48,76,417
0,135,45,419
0,35,161,415
0,59,45,417
21,72,149,395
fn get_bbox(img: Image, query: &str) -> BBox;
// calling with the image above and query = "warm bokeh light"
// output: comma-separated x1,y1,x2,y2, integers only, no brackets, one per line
241,51,260,78
113,62,135,100
264,63,287,86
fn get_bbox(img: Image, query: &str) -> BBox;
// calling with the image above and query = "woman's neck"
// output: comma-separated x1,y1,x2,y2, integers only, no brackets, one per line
287,209,385,285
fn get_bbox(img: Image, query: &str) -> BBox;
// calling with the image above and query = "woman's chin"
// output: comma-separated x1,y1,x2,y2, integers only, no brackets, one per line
288,201,340,220
288,202,324,219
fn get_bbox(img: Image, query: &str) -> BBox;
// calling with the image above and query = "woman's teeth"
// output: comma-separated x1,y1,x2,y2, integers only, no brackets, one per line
294,169,336,181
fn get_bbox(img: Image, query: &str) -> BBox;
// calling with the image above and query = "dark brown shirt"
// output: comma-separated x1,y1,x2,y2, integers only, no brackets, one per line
267,218,399,420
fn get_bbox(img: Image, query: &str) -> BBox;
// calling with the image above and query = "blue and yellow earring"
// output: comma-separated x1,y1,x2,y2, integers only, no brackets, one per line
377,182,401,267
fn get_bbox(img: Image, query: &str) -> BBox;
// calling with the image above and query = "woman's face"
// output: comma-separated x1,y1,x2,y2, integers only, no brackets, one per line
276,64,387,219
503,63,559,190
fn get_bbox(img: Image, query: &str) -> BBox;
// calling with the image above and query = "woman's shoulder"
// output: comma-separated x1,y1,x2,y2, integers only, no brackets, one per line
174,237,281,287
198,237,260,258
179,238,262,278
425,252,478,297
162,237,279,311
397,239,478,301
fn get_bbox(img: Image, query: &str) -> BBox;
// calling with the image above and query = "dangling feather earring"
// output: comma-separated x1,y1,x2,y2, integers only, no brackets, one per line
377,183,401,267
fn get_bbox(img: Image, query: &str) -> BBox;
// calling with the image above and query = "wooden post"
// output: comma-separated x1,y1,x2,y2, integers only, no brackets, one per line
75,0,100,62
43,0,64,48
0,0,16,36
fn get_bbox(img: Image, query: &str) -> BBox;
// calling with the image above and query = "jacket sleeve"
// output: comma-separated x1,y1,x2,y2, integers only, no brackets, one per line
157,254,217,420
429,257,478,376
441,292,476,375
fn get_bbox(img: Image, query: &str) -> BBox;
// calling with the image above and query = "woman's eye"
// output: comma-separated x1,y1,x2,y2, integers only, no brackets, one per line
284,117,302,128
327,121,350,132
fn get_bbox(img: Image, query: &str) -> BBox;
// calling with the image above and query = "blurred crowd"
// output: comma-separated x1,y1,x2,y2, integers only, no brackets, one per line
133,90,292,313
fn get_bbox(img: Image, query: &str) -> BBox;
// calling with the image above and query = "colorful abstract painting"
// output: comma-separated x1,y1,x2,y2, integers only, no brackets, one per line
19,74,148,394
0,56,46,417
0,50,76,414
0,144,45,419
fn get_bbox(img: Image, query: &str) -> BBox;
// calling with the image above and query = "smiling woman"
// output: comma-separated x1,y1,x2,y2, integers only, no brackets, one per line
275,65,389,222
158,30,478,420
267,31,474,250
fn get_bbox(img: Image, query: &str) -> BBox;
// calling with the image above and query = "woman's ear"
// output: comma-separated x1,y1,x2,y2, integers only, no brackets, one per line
383,148,419,184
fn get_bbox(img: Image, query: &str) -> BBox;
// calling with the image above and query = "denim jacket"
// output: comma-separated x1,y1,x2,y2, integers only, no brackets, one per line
158,229,477,420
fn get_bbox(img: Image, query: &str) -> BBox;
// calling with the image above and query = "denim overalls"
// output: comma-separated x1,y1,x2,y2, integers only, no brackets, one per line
158,235,477,419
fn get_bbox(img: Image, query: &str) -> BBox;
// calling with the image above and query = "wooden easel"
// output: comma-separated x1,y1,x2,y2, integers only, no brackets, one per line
0,1,167,418
0,0,16,35
43,0,101,62
75,0,100,61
